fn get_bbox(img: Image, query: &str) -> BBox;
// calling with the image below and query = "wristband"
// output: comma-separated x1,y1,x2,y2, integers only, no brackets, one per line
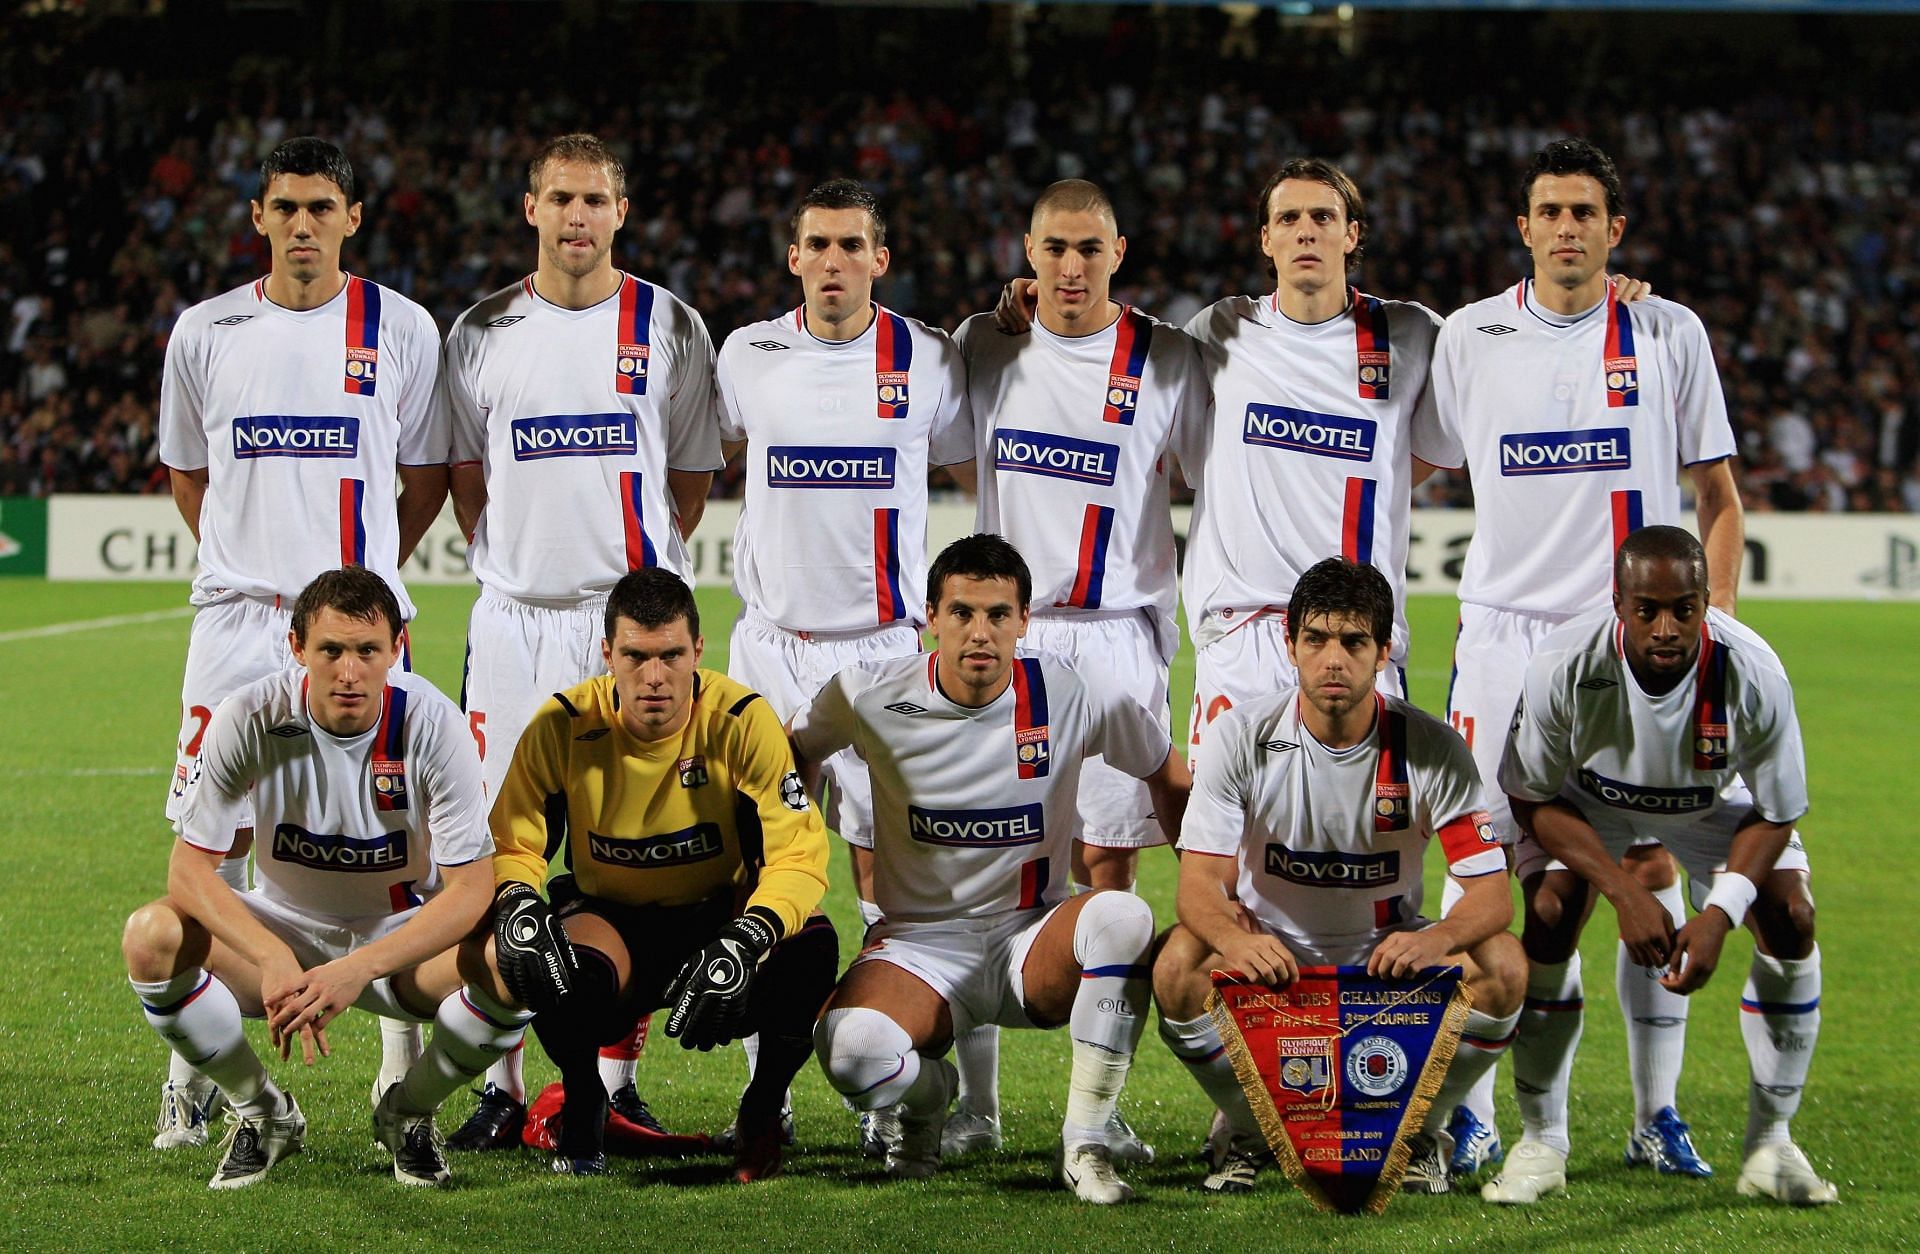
1701,871,1757,925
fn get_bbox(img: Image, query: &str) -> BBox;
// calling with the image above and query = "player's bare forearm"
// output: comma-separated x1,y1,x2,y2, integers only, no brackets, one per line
1423,870,1513,955
1692,458,1744,614
1411,457,1440,488
166,841,298,974
1175,852,1248,956
1145,747,1192,847
395,463,449,563
667,469,712,537
1512,796,1632,900
1722,812,1796,900
168,467,209,541
721,438,747,464
339,859,491,987
449,463,486,541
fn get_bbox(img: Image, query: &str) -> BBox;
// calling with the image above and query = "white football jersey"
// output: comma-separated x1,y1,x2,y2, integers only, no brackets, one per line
1183,290,1447,659
957,308,1207,660
443,273,722,601
791,650,1170,923
1180,690,1504,957
719,305,972,631
1428,280,1736,614
176,667,490,921
1499,607,1808,836
158,276,442,614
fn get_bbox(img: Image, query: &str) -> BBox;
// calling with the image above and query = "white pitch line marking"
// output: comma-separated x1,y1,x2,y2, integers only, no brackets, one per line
0,606,192,644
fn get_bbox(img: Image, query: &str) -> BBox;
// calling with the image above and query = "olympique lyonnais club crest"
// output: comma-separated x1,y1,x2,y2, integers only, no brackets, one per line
371,760,409,812
1208,965,1471,1215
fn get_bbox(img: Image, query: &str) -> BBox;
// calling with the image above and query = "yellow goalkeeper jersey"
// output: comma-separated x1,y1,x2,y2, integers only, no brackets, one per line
491,669,829,938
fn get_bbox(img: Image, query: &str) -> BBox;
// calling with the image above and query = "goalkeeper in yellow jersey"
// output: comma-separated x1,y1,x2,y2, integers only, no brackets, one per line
471,567,835,1182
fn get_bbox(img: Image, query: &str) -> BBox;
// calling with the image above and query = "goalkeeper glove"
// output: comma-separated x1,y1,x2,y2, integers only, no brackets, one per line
493,881,580,1014
663,908,780,1050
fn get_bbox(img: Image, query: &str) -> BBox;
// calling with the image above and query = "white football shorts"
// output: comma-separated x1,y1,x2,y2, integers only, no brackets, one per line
168,595,295,825
463,589,607,802
851,905,1068,1035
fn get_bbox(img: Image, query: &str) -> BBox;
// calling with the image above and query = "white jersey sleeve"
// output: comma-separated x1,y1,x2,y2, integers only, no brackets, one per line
1176,702,1255,858
791,663,865,765
175,692,259,856
661,295,722,473
1086,679,1174,781
1497,634,1582,806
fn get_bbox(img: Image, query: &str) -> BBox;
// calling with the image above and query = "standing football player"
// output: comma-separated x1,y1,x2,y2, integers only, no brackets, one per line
716,178,971,1153
1426,138,1745,1194
440,132,723,1150
153,137,446,1149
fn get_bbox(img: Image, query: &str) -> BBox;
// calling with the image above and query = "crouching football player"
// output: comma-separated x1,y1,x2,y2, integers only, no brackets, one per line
122,568,527,1189
1481,526,1833,1206
1152,557,1526,1195
475,568,836,1181
795,534,1191,1203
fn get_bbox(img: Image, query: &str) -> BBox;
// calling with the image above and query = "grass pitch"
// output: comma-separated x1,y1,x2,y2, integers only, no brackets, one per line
2,579,1915,1250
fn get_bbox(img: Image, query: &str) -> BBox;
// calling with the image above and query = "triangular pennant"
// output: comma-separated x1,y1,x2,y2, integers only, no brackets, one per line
1207,965,1471,1215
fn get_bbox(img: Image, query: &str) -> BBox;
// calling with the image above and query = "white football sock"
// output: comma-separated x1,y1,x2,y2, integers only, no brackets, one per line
953,1025,1001,1118
479,1041,526,1103
1158,1012,1261,1141
1061,893,1152,1149
1427,1007,1521,1132
1619,881,1690,1125
1511,953,1583,1155
1742,946,1821,1150
598,1017,647,1095
134,969,277,1118
378,1016,424,1095
815,1006,922,1111
395,986,533,1116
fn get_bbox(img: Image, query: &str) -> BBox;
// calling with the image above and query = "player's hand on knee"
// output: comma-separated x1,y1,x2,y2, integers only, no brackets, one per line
1219,933,1297,988
1661,912,1731,995
664,909,779,1050
994,277,1038,334
1367,929,1451,981
1609,885,1676,969
492,882,580,1014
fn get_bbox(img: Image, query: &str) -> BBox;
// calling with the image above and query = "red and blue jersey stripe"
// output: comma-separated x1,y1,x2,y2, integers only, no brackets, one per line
1352,288,1391,400
1373,696,1410,832
876,306,912,420
338,478,366,566
873,507,906,624
343,276,381,396
1064,504,1116,609
1011,657,1050,779
614,275,655,396
618,471,657,570
1610,489,1644,556
1691,623,1730,769
1102,307,1152,425
371,684,410,812
1604,281,1639,408
1341,477,1378,566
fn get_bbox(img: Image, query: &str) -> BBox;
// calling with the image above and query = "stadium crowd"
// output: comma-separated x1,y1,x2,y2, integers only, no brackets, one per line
0,7,1915,510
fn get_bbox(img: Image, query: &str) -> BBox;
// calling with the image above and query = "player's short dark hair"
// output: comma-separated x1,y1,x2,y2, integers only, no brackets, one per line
529,133,626,201
1287,557,1394,650
1030,179,1117,234
1256,158,1367,264
926,533,1032,612
605,567,699,642
1614,524,1708,593
791,179,886,249
1521,138,1625,220
258,137,356,203
290,566,402,644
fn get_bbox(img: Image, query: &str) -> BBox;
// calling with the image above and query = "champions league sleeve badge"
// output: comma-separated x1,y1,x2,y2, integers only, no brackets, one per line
1208,965,1471,1214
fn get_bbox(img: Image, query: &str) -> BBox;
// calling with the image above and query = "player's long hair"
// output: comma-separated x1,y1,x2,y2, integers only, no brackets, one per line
1286,557,1393,649
605,567,700,642
927,533,1032,613
290,566,403,644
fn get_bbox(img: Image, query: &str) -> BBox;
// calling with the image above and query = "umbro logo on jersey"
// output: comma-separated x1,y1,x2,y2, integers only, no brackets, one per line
267,724,310,739
574,728,611,741
885,701,928,716
1260,739,1299,754
749,340,789,352
1478,324,1516,336
1577,677,1619,690
485,315,525,328
213,315,255,327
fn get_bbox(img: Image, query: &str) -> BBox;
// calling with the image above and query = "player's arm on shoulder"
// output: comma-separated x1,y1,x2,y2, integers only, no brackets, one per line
730,695,831,938
1690,457,1743,614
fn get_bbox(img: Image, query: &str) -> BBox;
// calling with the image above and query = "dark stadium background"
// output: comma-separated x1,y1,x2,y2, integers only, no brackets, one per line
1,1,1914,514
